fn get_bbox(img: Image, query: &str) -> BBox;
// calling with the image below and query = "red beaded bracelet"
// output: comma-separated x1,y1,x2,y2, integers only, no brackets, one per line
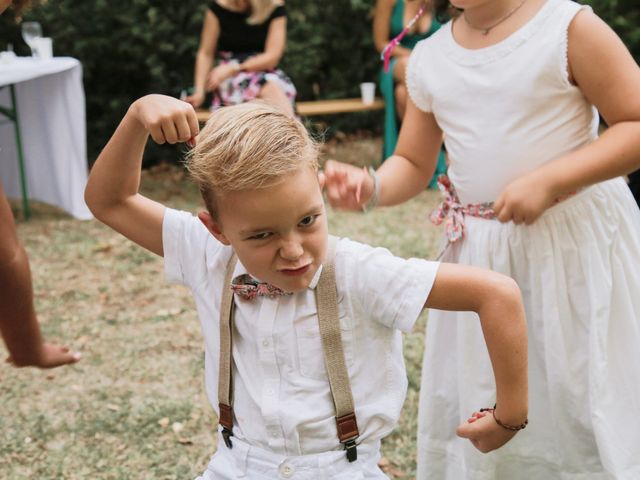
479,404,528,431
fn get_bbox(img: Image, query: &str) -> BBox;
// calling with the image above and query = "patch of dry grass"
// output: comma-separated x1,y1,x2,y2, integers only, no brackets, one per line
1,137,443,479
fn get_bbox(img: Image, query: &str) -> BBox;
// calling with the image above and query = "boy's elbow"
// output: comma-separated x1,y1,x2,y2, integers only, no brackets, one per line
496,275,522,304
84,185,112,222
480,273,523,315
84,185,100,217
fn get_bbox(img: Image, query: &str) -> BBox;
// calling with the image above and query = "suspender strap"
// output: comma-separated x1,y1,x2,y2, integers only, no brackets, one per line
218,252,238,448
315,235,360,462
217,238,360,461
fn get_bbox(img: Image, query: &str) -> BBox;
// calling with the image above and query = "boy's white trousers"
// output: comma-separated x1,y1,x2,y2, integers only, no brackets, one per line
195,433,388,479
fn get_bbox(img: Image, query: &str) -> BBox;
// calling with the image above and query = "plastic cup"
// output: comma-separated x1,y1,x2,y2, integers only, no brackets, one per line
34,37,53,59
360,82,376,105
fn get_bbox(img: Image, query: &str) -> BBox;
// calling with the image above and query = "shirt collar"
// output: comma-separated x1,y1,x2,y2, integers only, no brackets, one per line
308,264,323,290
233,261,324,292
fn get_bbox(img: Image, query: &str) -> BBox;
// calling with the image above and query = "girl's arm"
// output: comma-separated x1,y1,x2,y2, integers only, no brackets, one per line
84,95,199,257
324,99,443,210
237,16,287,71
373,0,411,57
185,10,219,107
494,9,640,224
425,263,528,452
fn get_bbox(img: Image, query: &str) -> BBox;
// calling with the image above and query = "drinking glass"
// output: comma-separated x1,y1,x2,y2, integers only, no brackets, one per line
21,21,42,57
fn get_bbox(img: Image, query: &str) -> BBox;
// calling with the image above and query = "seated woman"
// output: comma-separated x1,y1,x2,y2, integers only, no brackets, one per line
374,0,446,185
185,0,296,117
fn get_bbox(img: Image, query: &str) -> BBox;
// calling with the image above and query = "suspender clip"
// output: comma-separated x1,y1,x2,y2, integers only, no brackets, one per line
221,427,234,449
343,438,358,462
336,412,359,463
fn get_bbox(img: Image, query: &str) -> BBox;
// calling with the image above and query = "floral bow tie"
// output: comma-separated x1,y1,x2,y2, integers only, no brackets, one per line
230,274,292,300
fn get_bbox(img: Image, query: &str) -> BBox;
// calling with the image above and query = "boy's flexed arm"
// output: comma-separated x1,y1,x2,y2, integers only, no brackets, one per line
425,263,528,453
85,95,199,256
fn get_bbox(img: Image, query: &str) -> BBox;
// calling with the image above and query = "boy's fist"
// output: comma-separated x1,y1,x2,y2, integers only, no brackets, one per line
130,94,199,146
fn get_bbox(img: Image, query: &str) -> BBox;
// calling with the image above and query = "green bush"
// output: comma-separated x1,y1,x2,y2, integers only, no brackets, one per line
1,0,208,163
0,0,380,163
585,0,639,58
1,0,638,163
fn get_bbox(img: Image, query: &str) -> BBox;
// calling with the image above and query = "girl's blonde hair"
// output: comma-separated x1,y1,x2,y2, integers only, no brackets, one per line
247,0,283,25
187,102,318,216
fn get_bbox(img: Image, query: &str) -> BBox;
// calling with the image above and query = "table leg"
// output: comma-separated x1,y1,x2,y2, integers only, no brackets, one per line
9,85,30,220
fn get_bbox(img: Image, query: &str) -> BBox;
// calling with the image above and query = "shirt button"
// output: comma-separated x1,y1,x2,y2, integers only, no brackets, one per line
266,388,274,395
279,463,294,478
262,339,270,347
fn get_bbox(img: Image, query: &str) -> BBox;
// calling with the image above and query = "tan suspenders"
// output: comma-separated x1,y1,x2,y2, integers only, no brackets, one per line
217,248,237,451
217,236,361,462
313,236,360,461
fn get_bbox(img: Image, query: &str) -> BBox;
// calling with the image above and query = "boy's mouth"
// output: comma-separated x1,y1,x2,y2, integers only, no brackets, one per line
279,264,311,276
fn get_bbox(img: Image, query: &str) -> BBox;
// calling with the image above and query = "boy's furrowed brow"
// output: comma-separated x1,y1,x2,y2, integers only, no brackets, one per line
237,204,324,237
239,226,271,236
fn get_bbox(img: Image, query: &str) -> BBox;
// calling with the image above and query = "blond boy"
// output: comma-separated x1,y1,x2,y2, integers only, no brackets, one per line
85,95,528,479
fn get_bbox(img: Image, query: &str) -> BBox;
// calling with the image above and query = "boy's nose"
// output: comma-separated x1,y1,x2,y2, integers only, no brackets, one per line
279,238,303,261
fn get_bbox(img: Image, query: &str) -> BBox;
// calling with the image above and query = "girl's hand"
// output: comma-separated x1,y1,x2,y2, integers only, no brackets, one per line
130,94,199,145
493,171,557,225
456,410,518,453
323,160,374,211
206,63,238,92
7,343,81,369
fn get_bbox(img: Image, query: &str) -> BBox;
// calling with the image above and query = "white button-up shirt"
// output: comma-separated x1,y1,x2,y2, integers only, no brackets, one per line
163,208,439,456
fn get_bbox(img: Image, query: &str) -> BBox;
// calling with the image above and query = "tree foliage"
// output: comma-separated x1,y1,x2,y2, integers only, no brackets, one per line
0,0,637,162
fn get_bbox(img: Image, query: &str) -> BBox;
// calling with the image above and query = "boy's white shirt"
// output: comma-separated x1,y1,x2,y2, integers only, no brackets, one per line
163,208,439,456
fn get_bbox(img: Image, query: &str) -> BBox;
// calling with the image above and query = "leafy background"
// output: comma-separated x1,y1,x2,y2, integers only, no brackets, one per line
1,0,638,162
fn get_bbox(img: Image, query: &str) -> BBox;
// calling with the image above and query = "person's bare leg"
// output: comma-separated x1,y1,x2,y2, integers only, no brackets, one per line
257,80,294,117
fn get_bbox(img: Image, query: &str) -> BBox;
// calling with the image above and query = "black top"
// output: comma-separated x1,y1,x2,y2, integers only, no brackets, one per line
208,2,286,54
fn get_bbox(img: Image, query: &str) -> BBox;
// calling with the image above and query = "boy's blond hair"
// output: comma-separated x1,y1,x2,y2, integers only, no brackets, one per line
187,102,319,216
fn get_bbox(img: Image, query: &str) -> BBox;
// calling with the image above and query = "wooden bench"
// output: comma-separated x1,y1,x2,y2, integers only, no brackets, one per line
195,97,384,123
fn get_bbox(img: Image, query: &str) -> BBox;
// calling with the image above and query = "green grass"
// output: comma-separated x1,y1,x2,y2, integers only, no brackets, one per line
1,137,443,479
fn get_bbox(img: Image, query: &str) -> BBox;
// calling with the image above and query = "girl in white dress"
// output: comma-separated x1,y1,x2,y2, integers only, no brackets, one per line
323,0,640,478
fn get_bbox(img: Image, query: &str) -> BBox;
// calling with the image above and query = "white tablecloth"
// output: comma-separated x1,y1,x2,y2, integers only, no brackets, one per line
0,57,91,219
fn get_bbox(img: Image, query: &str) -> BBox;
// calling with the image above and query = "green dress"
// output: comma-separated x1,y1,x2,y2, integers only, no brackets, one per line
379,1,446,187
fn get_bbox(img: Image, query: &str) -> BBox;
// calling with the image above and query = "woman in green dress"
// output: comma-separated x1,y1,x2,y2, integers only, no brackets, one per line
373,0,446,186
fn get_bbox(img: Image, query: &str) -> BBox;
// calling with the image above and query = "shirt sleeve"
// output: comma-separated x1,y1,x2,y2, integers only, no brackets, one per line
406,40,433,113
338,238,440,333
163,207,225,289
208,2,222,16
270,5,286,19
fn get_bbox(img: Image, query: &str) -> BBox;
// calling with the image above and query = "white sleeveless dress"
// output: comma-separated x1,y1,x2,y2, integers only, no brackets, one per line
406,0,640,478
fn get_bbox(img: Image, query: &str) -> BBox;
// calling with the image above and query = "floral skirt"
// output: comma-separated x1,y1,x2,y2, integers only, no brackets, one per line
211,52,297,110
